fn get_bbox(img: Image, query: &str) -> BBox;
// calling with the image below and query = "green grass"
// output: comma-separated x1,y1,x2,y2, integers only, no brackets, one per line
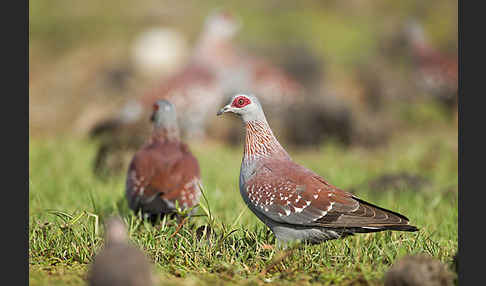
29,126,457,286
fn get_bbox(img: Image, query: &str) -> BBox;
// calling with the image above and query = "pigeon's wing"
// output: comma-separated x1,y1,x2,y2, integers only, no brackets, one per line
148,142,202,208
245,160,416,230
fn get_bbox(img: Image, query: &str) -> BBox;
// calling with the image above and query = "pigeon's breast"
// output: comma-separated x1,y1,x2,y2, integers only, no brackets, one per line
239,158,261,190
238,158,278,228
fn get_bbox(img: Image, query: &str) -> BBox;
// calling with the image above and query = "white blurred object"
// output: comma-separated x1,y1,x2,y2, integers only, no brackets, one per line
132,27,189,78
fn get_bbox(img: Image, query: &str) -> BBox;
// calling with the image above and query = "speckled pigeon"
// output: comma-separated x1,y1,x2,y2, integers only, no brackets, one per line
217,93,418,244
88,216,154,286
126,100,201,222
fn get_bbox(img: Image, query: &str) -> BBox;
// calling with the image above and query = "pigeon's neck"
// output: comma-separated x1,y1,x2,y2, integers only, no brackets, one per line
243,120,290,165
151,126,180,143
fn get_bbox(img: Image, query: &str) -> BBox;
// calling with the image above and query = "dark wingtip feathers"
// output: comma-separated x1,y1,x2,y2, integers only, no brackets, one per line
386,224,419,232
349,197,419,233
350,224,418,235
352,196,413,223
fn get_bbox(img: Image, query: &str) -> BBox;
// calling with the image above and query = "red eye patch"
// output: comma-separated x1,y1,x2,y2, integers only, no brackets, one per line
231,96,251,108
153,103,159,111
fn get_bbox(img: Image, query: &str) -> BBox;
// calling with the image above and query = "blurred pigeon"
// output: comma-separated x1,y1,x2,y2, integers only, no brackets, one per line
126,100,201,223
88,216,154,286
403,20,458,110
90,10,307,176
384,254,455,286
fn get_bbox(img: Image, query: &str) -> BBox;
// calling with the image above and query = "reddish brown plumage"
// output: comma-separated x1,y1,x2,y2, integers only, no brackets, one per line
126,123,201,219
412,42,458,94
243,120,290,162
244,157,413,230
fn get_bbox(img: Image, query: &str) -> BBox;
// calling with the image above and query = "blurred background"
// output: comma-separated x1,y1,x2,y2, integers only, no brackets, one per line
29,0,458,177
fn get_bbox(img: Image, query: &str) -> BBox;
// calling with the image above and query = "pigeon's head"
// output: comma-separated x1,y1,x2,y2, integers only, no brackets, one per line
150,99,178,128
204,9,241,40
403,19,426,46
105,216,127,246
217,93,266,122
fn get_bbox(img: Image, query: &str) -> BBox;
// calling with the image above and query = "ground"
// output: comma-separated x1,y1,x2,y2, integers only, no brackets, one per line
29,117,457,286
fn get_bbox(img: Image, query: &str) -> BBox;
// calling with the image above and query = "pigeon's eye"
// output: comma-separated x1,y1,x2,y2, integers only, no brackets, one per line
232,96,251,108
153,104,159,111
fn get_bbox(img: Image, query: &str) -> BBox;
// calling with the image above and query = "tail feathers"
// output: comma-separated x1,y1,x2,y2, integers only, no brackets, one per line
348,224,419,234
379,224,419,232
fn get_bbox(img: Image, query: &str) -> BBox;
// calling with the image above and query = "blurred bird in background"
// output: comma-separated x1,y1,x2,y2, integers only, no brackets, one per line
384,254,455,286
139,9,306,135
89,10,232,177
88,10,458,178
89,9,307,177
125,100,202,224
402,19,458,112
88,216,155,286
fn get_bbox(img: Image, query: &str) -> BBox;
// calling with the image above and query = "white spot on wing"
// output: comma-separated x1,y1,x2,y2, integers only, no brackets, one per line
328,201,335,211
294,206,304,213
284,208,291,216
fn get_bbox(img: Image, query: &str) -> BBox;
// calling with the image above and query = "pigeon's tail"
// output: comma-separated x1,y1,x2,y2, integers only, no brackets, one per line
350,224,419,234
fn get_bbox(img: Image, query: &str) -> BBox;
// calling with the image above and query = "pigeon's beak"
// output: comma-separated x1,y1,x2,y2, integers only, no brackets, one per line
217,105,231,116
